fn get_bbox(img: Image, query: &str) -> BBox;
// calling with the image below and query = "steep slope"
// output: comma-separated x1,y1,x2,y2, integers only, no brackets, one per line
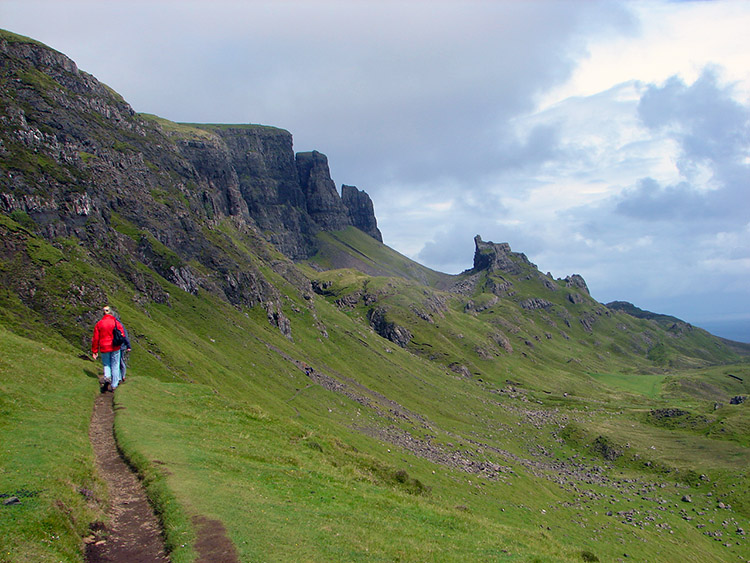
1,29,749,563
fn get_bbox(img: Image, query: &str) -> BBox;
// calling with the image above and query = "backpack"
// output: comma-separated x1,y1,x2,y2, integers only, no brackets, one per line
112,322,126,347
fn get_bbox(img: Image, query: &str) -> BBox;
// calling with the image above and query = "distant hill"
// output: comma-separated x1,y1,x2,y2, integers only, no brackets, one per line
606,300,684,324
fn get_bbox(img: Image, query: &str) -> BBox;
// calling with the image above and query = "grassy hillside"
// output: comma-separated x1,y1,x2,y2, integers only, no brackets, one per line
0,328,104,562
310,227,453,287
1,212,749,562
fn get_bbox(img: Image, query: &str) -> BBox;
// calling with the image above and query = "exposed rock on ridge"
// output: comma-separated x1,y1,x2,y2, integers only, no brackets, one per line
341,184,382,242
296,150,350,233
564,274,589,295
178,131,382,259
471,235,533,275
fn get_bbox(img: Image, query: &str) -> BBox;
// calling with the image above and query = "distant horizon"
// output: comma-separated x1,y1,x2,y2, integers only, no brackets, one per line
692,319,750,345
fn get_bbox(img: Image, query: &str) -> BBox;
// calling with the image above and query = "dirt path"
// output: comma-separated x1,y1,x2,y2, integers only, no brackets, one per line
86,392,170,563
192,515,240,563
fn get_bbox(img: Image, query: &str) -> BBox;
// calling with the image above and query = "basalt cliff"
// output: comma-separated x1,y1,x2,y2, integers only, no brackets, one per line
0,31,379,323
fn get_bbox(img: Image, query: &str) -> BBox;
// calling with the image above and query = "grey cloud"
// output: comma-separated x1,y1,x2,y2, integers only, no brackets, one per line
638,68,750,163
615,69,750,224
615,177,705,219
493,123,563,172
2,1,635,189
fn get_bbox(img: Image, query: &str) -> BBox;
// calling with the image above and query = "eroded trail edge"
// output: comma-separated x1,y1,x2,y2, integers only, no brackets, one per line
86,392,169,563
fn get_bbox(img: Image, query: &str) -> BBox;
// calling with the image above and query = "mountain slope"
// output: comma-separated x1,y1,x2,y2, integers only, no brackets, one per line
1,28,749,563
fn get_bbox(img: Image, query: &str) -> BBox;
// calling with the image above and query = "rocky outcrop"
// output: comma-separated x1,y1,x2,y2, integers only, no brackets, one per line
368,307,412,348
471,236,533,275
174,135,249,221
295,150,351,233
188,126,320,259
564,274,589,295
520,298,553,311
484,275,514,297
568,293,585,305
178,132,381,260
341,185,382,242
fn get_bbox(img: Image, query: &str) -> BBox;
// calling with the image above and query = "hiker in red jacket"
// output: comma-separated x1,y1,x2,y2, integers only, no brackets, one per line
91,306,130,392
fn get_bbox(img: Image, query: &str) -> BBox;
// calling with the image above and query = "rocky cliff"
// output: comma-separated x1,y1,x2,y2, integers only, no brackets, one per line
341,184,383,242
0,29,382,330
0,30,380,264
471,235,533,275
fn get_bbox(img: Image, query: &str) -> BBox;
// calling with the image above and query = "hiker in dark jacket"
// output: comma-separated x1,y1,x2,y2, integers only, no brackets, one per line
91,306,129,391
118,322,131,382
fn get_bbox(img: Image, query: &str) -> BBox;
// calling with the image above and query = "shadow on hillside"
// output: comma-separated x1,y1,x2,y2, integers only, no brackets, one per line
83,368,99,380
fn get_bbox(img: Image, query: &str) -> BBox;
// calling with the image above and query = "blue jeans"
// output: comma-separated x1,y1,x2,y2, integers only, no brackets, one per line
101,349,122,389
120,350,127,380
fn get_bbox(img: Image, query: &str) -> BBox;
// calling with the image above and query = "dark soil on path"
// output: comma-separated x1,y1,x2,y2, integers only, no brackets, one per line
86,391,169,563
192,515,240,563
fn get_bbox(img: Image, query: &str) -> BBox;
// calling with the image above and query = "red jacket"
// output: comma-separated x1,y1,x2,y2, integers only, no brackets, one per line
91,314,125,354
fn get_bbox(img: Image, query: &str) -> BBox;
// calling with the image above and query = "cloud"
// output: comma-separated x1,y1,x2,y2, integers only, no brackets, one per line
413,67,750,334
638,68,750,162
615,178,703,219
616,68,750,224
563,69,750,324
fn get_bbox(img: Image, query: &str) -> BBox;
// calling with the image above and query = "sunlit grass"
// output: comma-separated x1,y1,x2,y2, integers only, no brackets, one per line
0,327,104,563
590,372,668,399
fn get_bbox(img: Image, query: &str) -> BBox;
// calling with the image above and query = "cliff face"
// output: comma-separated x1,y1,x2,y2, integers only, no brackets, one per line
0,30,385,341
295,150,350,233
0,30,381,282
342,184,383,242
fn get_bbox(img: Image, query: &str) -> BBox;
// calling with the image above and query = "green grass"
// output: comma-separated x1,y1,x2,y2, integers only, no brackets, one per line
0,327,104,563
138,114,217,140
0,29,52,49
114,376,582,562
2,263,749,561
108,276,749,561
309,228,453,287
589,372,668,399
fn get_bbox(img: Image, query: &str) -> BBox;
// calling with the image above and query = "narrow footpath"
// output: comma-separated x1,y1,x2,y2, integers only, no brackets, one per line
86,391,169,563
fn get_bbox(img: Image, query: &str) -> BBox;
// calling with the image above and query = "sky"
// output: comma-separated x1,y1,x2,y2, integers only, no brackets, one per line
2,0,749,342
